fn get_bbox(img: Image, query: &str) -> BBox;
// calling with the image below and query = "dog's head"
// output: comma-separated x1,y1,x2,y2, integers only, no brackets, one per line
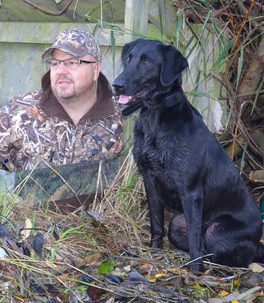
113,38,188,107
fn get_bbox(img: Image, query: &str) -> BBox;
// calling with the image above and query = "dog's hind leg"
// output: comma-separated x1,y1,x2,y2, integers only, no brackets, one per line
168,214,263,268
168,213,189,252
204,219,261,267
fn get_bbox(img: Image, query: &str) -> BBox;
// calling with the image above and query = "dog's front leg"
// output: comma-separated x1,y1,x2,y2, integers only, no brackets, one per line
182,194,204,271
144,179,165,249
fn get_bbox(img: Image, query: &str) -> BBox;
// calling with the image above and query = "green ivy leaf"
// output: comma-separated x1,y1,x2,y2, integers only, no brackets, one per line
97,259,115,275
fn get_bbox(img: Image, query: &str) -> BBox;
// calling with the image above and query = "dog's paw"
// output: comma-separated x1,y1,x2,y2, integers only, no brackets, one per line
189,262,204,272
150,239,163,249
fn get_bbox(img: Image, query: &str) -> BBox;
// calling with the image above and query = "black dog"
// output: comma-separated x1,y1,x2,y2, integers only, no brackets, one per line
113,38,264,271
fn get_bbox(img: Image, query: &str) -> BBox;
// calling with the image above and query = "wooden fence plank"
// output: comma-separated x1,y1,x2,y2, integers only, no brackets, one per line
124,0,149,42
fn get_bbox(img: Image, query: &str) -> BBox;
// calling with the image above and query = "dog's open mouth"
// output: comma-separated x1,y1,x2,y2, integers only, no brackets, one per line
117,88,149,105
117,93,145,116
118,95,134,104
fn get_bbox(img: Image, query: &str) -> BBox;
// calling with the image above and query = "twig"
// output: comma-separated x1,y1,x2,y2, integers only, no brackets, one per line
23,0,73,16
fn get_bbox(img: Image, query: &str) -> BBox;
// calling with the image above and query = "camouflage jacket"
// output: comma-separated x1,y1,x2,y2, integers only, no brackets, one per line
0,72,122,172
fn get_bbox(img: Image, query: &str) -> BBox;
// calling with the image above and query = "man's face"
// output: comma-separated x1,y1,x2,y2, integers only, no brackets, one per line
50,49,101,103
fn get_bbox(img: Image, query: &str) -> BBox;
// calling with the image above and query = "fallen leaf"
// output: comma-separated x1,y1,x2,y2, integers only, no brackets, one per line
248,262,264,273
21,218,33,239
97,259,115,275
83,252,101,264
0,247,8,258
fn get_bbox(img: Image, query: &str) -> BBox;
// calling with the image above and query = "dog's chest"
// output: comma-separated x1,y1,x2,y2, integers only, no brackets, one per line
133,114,183,208
133,111,178,173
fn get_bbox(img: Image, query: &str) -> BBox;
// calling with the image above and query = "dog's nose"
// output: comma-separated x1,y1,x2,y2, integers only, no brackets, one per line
112,79,125,92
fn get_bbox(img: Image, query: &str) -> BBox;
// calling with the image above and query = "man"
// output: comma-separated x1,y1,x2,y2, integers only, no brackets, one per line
0,29,122,208
0,28,122,171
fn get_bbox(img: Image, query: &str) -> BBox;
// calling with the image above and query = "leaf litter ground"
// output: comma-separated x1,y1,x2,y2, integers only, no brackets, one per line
0,156,264,303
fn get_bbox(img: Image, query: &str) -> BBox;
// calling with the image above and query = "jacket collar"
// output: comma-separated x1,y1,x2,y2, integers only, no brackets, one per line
39,71,114,124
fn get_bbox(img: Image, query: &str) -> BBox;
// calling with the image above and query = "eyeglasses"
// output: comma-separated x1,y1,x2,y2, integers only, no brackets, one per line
46,58,96,70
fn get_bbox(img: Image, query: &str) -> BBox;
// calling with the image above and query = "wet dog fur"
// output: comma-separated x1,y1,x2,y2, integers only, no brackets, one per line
113,38,264,271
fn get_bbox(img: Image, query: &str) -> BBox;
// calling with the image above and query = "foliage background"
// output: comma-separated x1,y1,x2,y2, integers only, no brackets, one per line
166,0,264,200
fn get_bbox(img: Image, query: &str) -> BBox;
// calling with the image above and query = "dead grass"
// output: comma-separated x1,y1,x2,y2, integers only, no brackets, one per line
0,153,263,302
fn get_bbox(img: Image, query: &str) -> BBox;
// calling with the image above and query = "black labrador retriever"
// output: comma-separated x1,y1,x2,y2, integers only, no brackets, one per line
113,38,264,271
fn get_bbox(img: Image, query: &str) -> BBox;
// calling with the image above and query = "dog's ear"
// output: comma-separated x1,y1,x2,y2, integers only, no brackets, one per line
159,44,188,87
121,39,143,66
121,41,134,65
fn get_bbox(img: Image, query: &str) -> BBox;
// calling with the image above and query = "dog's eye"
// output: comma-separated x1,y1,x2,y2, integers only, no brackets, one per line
141,59,152,66
125,55,131,64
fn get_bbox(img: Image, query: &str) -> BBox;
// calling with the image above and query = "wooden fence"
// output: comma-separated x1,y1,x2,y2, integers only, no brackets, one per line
0,0,176,102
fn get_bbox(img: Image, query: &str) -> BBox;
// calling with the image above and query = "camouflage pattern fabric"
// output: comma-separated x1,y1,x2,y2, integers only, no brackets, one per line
0,90,122,172
42,28,102,61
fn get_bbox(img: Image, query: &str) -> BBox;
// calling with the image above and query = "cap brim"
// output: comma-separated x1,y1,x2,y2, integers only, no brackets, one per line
42,44,89,60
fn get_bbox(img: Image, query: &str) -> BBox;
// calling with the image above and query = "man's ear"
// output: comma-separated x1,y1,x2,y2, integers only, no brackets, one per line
94,62,102,81
159,44,188,87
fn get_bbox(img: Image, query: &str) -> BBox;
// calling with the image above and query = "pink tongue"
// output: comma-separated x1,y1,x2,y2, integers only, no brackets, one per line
118,95,131,104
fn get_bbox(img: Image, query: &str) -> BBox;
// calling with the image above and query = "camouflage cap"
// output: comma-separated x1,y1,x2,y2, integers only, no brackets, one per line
42,29,102,61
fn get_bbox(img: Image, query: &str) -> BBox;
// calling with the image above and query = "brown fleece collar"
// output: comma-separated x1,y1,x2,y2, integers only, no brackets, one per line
39,71,114,124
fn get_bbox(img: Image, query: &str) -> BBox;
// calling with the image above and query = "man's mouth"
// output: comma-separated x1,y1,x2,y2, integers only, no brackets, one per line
57,78,72,87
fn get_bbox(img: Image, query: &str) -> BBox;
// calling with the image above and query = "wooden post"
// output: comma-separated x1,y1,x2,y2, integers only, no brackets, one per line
124,0,149,42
